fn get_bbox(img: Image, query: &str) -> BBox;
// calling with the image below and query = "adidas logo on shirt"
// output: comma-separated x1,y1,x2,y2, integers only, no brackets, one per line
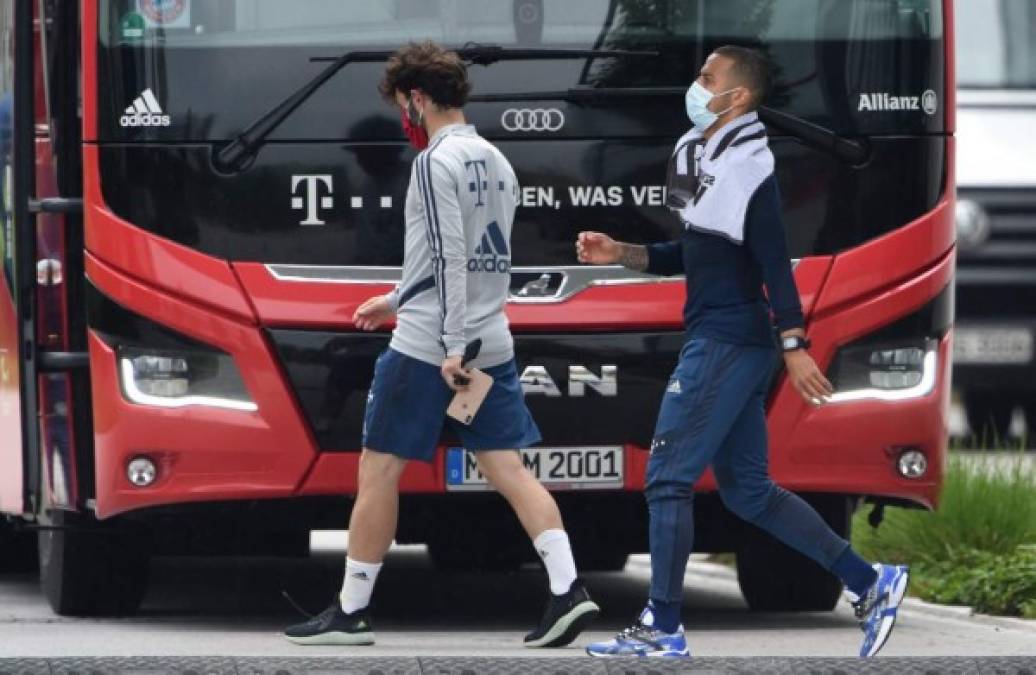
120,89,171,128
469,220,511,273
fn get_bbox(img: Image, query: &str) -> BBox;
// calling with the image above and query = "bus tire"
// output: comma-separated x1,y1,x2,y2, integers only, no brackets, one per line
736,533,843,612
0,520,37,573
426,530,527,572
735,496,849,612
38,512,151,617
571,543,628,572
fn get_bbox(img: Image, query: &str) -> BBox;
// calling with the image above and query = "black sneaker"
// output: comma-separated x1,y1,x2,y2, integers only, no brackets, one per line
524,578,600,648
283,601,375,646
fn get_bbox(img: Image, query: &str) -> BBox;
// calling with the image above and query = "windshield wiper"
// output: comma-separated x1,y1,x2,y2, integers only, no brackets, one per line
214,49,389,173
453,43,657,66
758,106,868,165
214,44,657,173
469,86,683,103
309,43,658,66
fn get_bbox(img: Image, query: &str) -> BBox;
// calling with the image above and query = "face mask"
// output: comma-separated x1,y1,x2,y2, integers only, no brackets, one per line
401,98,429,150
685,81,737,129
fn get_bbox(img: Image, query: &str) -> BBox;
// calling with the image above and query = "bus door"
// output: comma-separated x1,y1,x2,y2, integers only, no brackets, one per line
0,0,39,517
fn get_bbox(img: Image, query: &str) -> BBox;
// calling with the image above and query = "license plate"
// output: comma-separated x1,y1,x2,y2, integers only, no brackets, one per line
954,328,1034,365
446,446,624,491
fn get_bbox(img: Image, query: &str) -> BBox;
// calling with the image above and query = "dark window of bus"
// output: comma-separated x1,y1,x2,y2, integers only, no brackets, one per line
99,0,943,139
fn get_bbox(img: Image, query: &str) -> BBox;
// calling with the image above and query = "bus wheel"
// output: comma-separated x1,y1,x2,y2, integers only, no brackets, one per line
426,530,527,572
571,542,628,572
734,496,850,612
38,511,151,616
965,393,1015,444
0,519,37,573
735,531,842,612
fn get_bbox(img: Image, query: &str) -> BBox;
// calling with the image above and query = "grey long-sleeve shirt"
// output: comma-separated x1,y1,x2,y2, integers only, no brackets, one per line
386,123,518,370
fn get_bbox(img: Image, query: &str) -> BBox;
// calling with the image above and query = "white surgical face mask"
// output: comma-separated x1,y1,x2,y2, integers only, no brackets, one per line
685,81,737,129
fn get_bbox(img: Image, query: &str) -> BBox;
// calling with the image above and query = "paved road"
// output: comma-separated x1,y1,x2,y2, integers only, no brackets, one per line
1,544,1033,660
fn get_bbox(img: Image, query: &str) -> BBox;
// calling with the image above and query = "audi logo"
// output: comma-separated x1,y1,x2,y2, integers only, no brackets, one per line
501,108,565,133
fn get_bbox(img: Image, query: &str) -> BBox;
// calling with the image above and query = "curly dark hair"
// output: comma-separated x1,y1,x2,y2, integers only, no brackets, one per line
379,41,472,108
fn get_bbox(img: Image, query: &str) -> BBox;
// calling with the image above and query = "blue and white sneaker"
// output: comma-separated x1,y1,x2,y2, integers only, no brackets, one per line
849,563,910,658
586,607,690,658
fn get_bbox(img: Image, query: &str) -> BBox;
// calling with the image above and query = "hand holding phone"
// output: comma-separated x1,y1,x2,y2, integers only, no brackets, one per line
442,339,482,390
452,339,483,386
446,368,494,425
446,339,490,424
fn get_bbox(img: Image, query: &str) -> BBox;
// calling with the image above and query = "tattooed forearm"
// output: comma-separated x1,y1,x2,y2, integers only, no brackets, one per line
617,243,649,272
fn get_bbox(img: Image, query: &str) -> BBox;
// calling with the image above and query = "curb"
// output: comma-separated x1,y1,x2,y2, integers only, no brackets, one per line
627,556,1036,632
900,597,1036,633
2,656,1036,675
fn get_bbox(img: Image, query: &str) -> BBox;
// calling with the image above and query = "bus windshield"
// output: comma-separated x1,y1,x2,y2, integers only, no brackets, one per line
99,0,945,141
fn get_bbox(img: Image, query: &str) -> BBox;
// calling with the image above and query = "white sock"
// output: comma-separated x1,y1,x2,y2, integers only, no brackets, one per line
534,529,578,596
339,557,383,614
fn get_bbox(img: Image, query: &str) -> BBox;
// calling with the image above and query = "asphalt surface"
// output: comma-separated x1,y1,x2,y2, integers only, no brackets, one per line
1,545,1034,661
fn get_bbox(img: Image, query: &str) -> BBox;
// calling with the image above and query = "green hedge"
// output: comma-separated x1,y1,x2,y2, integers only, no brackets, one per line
910,547,1036,618
853,455,1036,619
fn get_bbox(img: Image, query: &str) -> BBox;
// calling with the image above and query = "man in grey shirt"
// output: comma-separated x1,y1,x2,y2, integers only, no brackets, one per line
381,92,517,371
284,41,598,649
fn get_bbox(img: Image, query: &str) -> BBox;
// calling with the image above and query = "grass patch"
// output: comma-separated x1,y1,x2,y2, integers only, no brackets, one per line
853,454,1036,618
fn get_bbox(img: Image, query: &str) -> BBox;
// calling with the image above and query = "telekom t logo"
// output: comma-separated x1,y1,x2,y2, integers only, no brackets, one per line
291,175,334,226
465,160,488,207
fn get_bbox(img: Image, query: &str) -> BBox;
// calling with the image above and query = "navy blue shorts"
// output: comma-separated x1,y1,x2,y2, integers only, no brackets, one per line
362,348,542,462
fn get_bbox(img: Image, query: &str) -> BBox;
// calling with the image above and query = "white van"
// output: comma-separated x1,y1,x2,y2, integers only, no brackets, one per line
953,0,1036,440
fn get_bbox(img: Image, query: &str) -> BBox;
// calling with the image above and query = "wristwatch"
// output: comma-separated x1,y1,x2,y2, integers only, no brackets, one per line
781,335,812,353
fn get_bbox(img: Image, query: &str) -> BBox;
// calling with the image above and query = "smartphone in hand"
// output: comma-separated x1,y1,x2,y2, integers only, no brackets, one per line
447,368,494,425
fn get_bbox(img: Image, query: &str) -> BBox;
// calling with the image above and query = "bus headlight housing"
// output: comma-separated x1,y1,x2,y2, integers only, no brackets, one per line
118,346,257,412
826,339,938,403
89,282,258,412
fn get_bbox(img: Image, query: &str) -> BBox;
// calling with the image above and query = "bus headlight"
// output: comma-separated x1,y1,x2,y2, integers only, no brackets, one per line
118,346,257,412
127,456,158,487
897,449,928,479
826,339,938,404
127,354,189,397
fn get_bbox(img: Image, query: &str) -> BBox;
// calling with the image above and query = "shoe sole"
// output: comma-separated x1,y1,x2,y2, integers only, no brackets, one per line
284,631,375,646
863,567,910,658
587,649,691,659
524,600,600,648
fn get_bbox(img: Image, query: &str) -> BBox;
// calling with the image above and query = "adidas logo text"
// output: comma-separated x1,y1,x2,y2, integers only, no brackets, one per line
120,89,171,128
469,220,511,274
467,257,511,273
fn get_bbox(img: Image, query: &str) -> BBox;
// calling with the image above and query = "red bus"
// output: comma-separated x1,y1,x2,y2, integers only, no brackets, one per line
1,0,955,616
